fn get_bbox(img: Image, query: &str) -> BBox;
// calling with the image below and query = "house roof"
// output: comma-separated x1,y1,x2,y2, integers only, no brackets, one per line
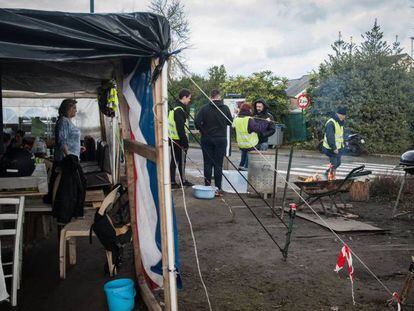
285,74,310,98
0,9,171,92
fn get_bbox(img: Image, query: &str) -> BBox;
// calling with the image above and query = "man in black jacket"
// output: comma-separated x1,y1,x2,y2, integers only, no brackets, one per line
195,89,233,196
169,89,192,188
253,98,275,150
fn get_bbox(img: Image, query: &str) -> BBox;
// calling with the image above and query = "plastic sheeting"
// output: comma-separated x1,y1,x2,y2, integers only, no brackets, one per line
0,9,171,92
3,98,101,139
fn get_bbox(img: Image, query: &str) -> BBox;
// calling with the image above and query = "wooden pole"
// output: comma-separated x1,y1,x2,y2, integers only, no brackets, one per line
115,64,161,311
99,111,107,142
152,59,178,311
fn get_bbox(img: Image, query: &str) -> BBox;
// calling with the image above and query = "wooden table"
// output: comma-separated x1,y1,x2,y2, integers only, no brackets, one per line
0,164,50,240
0,163,48,198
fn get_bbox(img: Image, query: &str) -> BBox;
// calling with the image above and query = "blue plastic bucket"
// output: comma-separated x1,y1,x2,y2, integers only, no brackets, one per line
104,278,136,311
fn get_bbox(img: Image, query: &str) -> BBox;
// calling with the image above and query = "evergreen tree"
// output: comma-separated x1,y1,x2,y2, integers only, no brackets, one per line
309,21,414,153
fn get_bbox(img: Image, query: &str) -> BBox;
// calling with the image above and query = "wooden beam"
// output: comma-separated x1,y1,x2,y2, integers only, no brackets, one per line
152,59,173,310
99,111,107,141
115,63,161,311
123,139,156,163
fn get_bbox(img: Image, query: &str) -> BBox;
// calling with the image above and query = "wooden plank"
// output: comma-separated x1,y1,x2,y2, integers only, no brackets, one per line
152,58,172,310
294,211,384,232
116,63,161,311
0,191,47,198
124,139,156,163
0,163,48,194
92,202,101,209
85,190,105,203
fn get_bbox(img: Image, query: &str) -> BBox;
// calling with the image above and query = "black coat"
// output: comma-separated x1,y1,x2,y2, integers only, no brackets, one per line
253,99,276,144
52,155,86,223
195,100,233,138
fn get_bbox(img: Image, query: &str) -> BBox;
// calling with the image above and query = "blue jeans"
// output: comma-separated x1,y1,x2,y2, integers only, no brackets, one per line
322,147,342,169
239,149,249,168
257,142,269,151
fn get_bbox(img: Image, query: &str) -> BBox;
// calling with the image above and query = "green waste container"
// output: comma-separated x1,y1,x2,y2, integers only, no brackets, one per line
284,112,307,142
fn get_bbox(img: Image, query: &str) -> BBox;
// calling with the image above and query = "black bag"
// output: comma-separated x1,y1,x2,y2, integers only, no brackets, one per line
90,185,132,272
0,147,35,177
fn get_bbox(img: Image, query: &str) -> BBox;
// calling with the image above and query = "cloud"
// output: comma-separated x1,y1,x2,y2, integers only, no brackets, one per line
0,0,411,80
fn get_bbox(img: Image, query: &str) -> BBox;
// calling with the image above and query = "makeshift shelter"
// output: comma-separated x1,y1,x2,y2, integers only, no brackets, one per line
0,8,178,310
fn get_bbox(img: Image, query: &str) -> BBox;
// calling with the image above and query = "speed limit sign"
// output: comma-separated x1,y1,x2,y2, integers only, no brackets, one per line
297,94,311,109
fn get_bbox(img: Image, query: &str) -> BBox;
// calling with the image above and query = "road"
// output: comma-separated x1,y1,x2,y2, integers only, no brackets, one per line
183,147,403,182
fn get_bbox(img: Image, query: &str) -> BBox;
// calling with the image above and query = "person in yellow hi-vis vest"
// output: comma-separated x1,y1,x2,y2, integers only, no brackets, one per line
169,89,192,188
322,107,346,177
233,103,273,170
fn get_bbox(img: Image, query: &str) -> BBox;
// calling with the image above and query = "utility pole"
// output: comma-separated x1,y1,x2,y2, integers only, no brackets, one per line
90,0,94,13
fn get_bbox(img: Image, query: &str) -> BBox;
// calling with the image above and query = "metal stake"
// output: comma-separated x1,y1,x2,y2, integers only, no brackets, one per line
392,171,407,218
281,146,294,219
282,203,296,261
271,147,278,216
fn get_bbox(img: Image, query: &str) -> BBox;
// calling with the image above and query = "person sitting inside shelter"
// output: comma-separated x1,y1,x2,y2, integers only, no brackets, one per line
11,130,25,149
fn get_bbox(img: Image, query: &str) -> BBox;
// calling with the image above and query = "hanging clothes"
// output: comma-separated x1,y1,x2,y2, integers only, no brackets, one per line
52,155,86,224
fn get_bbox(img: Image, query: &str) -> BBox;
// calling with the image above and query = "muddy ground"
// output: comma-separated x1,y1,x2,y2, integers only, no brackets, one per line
172,177,414,310
1,176,413,310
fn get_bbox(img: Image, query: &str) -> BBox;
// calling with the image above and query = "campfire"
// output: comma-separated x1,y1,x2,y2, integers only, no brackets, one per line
301,174,322,182
299,164,336,183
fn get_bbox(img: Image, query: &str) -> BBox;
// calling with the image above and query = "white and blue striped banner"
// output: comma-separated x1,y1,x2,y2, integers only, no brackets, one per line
123,61,181,288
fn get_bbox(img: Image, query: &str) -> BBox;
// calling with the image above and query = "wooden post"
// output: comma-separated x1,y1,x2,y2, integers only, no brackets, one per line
151,59,177,311
115,64,161,311
99,111,107,141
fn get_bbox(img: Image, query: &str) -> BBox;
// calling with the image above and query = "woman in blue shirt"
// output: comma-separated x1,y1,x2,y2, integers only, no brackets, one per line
54,99,81,161
44,98,81,204
51,98,86,223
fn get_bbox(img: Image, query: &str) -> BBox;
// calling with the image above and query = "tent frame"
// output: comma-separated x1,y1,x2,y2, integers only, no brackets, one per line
0,59,177,311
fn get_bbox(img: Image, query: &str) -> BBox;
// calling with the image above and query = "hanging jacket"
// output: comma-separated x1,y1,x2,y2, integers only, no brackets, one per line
253,98,276,143
52,154,86,223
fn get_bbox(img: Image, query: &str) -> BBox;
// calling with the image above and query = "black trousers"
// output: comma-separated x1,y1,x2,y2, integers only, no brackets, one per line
200,136,227,190
170,140,186,184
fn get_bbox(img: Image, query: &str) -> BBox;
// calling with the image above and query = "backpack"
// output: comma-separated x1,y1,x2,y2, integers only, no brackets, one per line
90,184,132,273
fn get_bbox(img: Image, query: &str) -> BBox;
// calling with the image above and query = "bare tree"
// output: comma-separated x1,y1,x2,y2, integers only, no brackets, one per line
149,0,190,78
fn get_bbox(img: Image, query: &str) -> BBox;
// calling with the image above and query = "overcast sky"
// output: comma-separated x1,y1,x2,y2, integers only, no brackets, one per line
0,0,412,79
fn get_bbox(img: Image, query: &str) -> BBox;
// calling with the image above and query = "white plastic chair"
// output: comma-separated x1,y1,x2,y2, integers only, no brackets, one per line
0,196,24,307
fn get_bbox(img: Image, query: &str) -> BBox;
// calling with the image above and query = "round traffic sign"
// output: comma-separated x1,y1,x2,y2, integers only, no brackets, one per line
297,94,311,109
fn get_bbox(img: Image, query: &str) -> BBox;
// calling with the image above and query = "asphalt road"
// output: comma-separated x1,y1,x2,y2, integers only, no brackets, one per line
183,147,403,184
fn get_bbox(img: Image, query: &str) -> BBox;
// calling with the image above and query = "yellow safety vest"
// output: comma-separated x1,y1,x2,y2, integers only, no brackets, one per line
107,87,119,111
233,116,259,149
323,118,344,150
168,106,184,140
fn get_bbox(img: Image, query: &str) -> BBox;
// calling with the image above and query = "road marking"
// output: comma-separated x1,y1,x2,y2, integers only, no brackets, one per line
279,161,404,178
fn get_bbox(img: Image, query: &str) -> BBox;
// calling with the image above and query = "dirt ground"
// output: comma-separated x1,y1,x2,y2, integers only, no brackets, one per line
172,178,414,310
1,179,413,310
0,218,142,311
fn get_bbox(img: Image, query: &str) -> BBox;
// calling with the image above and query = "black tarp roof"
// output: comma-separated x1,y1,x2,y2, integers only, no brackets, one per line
0,9,171,93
